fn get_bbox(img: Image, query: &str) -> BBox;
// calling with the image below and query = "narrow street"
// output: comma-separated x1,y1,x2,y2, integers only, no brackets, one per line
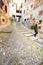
0,22,43,65
0,0,43,65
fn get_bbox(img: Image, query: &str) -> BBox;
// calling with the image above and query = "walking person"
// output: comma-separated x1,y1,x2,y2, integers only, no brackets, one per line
34,24,38,37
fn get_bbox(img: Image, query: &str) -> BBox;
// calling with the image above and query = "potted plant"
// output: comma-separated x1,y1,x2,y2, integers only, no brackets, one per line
38,20,42,24
30,24,35,30
9,16,16,25
39,62,43,65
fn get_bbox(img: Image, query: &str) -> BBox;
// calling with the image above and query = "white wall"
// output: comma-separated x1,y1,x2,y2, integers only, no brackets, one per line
9,2,16,17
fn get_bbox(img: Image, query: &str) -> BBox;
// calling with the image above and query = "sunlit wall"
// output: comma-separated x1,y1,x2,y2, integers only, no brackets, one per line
13,0,23,10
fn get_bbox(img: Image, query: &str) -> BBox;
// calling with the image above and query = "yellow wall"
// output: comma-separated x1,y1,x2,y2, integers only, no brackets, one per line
2,0,10,17
2,0,7,5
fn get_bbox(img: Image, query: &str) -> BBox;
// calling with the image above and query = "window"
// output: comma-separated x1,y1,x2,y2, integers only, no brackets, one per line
25,0,26,2
24,19,26,21
24,10,25,14
16,10,22,13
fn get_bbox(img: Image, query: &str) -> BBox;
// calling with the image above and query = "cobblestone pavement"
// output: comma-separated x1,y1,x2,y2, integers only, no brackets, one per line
0,22,43,65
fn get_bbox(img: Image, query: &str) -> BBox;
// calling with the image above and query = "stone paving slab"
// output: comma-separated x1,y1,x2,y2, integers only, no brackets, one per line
0,22,43,65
